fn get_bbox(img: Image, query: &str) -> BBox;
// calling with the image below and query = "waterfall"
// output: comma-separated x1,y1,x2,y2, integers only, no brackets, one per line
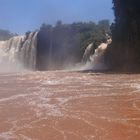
76,34,112,71
82,43,94,63
0,32,38,72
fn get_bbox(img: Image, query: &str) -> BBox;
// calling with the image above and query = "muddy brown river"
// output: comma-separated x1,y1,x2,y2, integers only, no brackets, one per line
0,71,140,140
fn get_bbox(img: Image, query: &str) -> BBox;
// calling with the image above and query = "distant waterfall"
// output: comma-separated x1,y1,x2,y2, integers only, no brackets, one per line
0,32,38,72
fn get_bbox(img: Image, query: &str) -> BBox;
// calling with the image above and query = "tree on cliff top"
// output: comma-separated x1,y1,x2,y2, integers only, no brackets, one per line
0,29,15,41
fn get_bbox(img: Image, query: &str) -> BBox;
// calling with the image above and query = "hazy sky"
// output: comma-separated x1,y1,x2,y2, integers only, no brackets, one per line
0,0,114,34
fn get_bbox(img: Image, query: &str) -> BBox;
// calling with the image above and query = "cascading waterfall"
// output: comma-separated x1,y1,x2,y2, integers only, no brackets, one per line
82,43,94,63
0,30,111,72
0,32,38,72
77,34,112,71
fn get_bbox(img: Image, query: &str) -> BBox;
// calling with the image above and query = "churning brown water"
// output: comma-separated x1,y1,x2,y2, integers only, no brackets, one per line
0,71,140,140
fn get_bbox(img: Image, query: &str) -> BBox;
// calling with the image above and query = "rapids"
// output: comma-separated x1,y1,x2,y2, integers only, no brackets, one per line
0,71,140,140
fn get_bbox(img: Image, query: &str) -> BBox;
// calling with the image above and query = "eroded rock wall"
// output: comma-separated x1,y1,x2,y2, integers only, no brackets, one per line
106,0,140,71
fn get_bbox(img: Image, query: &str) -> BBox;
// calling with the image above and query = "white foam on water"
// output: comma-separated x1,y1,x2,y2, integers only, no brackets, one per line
0,132,18,140
0,91,37,103
18,134,32,140
43,80,61,85
131,83,140,93
0,94,27,103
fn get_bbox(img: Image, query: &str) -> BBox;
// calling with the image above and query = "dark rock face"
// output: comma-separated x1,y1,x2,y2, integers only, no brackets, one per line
36,25,83,70
37,28,52,70
107,0,140,71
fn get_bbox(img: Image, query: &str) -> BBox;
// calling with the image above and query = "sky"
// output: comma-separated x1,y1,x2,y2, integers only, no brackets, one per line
0,0,114,34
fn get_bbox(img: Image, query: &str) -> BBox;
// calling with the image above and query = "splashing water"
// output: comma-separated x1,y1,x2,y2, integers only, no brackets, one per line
76,35,112,71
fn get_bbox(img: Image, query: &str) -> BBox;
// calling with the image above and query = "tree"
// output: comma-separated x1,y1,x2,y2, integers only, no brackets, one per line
0,29,15,41
37,20,111,70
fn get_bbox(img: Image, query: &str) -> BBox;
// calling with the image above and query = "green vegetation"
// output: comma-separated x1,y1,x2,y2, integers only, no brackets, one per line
37,20,111,70
0,29,15,41
0,20,111,70
106,0,140,71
